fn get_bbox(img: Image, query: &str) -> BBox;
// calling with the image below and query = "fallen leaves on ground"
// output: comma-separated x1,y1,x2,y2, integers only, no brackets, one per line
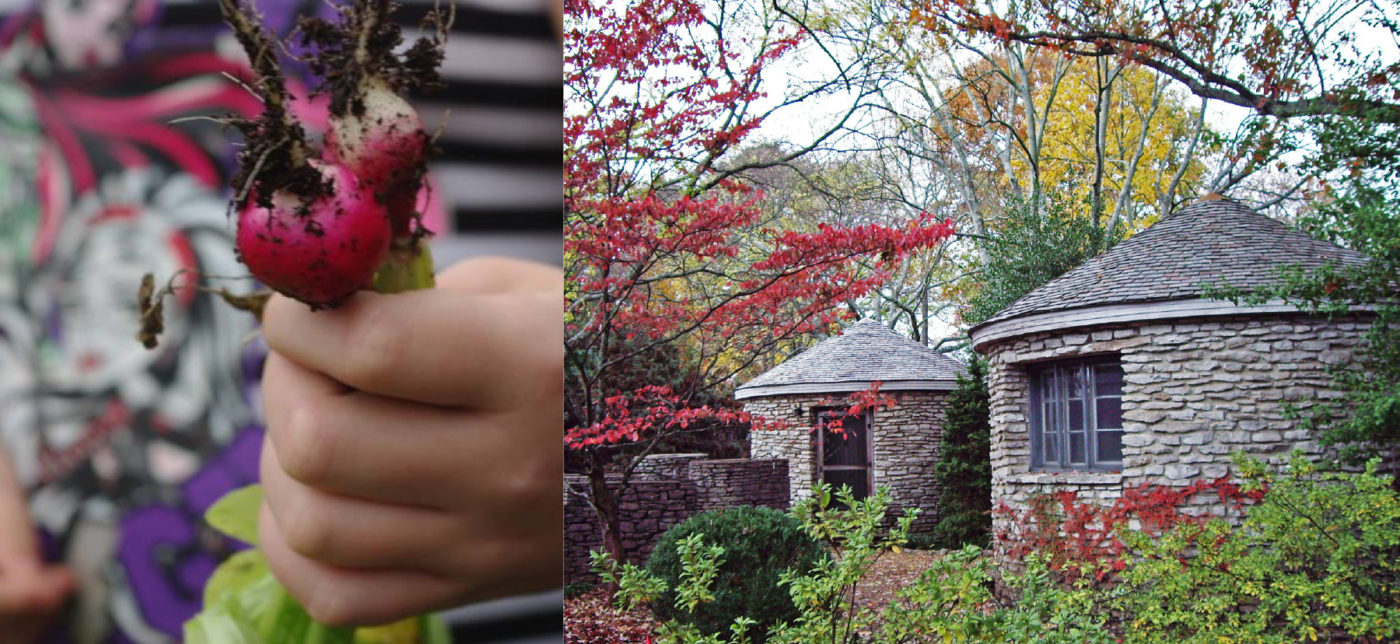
564,588,658,644
854,548,948,609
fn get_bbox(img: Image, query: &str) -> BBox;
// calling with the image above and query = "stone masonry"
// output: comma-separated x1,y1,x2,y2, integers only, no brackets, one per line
745,390,952,532
563,453,789,582
983,313,1371,550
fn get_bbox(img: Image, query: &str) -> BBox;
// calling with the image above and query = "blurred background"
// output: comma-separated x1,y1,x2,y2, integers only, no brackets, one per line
0,0,561,641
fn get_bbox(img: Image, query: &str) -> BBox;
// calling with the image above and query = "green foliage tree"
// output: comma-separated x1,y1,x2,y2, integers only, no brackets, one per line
929,357,992,549
961,195,1118,327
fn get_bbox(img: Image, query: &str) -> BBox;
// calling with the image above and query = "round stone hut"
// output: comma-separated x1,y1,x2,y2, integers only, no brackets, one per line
737,320,966,530
968,195,1373,542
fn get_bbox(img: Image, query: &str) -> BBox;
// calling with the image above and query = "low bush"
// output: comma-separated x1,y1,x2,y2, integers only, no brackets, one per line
644,506,825,641
587,453,1400,644
1114,453,1400,642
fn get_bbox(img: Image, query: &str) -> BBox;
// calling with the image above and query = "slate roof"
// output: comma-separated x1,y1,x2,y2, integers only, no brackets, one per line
973,196,1369,330
735,320,965,398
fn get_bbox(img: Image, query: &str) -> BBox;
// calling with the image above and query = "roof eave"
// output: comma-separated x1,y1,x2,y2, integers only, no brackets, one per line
735,379,960,400
969,297,1377,353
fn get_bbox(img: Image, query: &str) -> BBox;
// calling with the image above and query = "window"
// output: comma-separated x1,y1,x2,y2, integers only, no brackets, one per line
815,409,871,501
1029,358,1123,471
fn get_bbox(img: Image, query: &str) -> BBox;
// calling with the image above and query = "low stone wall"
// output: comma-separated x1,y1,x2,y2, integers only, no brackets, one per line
690,458,789,510
745,390,952,532
982,313,1372,559
564,454,789,582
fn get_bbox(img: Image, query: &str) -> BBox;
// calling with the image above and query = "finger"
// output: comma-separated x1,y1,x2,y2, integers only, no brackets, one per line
0,561,72,614
0,454,38,561
260,352,348,436
434,257,563,295
262,287,561,409
260,504,498,627
259,439,462,572
263,359,555,510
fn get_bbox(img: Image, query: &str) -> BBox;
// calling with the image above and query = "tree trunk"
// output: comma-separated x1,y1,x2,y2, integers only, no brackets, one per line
587,464,627,590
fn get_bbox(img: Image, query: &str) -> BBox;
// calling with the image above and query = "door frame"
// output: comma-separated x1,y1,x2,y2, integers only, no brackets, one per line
814,408,873,500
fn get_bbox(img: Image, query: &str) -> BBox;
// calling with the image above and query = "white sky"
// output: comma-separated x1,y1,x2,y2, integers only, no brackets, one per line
741,12,1399,347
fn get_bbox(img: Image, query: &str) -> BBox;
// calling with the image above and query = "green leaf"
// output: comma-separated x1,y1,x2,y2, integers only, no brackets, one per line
204,549,270,607
420,614,453,644
185,595,266,644
206,484,264,545
307,621,357,644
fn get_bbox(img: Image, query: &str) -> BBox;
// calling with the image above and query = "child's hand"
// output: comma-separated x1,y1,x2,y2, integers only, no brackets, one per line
0,554,72,644
0,453,73,644
257,257,563,626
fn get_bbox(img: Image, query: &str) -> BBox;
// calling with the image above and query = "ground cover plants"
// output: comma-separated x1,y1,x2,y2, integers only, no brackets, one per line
572,452,1400,643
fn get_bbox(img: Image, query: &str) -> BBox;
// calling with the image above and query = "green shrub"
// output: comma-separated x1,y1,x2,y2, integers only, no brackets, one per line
645,506,825,641
1114,452,1400,643
877,545,1000,641
594,454,1400,644
768,485,919,643
902,531,941,551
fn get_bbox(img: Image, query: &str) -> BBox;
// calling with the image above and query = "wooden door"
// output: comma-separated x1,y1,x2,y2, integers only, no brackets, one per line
817,410,871,501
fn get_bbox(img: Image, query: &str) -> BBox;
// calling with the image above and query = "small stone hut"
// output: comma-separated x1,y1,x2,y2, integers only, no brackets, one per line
737,320,966,530
968,195,1373,543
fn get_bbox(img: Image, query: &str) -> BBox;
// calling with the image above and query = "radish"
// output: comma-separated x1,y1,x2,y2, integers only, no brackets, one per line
300,1,449,237
208,0,450,306
235,159,391,308
324,76,429,236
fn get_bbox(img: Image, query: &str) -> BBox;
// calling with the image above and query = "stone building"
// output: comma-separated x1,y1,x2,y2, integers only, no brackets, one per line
967,195,1373,542
737,320,965,530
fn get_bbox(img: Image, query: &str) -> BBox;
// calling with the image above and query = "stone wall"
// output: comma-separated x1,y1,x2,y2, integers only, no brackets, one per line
745,390,953,532
983,313,1371,555
563,454,789,582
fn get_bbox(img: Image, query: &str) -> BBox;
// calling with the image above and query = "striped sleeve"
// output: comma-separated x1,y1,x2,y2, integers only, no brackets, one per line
144,0,562,233
398,0,561,233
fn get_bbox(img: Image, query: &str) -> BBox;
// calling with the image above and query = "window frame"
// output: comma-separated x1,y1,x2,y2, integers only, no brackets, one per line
1027,356,1124,472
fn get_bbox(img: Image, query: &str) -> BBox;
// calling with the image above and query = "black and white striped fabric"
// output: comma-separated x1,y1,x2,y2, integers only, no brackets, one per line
151,0,563,234
399,0,561,233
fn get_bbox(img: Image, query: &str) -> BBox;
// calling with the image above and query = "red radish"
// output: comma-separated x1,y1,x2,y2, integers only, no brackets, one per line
236,159,391,307
325,76,428,190
324,76,430,234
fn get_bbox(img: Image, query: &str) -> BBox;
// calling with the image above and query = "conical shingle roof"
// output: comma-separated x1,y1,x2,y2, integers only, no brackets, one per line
972,196,1368,332
735,320,965,399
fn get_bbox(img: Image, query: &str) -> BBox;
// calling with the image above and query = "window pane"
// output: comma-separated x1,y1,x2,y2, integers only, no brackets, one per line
1096,397,1123,429
1065,367,1083,399
1069,431,1085,464
1097,430,1123,463
1095,364,1124,396
1069,399,1084,432
1043,400,1060,464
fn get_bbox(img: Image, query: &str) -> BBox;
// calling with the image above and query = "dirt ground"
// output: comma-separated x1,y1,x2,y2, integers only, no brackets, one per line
852,548,947,608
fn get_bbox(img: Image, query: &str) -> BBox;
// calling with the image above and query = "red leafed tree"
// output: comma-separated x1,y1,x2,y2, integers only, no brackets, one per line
911,0,1400,123
564,0,955,565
